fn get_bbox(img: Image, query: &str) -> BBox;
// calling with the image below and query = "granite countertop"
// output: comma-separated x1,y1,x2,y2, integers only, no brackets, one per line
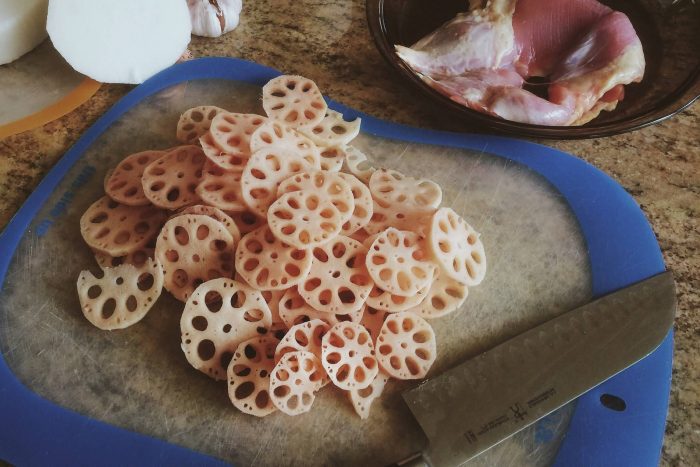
0,1,697,465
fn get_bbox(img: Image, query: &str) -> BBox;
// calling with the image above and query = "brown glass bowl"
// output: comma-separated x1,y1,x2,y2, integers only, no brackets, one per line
366,0,700,139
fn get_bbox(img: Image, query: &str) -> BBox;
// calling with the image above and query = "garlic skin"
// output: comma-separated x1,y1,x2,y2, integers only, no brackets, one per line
188,0,242,38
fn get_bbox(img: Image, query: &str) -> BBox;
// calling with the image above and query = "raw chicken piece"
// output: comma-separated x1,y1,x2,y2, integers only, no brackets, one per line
395,0,645,126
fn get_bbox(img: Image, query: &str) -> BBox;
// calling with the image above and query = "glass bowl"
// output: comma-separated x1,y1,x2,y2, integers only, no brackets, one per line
366,0,700,139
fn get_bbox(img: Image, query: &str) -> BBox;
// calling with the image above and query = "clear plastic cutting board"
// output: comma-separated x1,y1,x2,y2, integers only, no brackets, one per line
0,79,591,466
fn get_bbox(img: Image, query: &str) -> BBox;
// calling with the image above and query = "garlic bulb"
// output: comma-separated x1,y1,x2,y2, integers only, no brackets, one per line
188,0,242,38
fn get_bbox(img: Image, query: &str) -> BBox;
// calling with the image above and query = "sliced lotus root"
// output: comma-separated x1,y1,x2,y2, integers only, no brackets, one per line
227,335,279,417
319,146,345,172
321,322,378,390
348,371,390,419
268,170,354,248
268,191,344,249
376,311,436,380
176,106,226,144
249,120,321,165
142,145,206,209
196,160,247,212
181,278,272,380
337,172,373,236
365,279,430,313
300,109,361,147
344,146,376,184
210,112,267,156
366,228,436,297
77,260,163,330
369,168,442,213
262,75,327,129
231,210,267,235
172,204,241,244
104,150,165,206
235,225,312,291
276,170,354,223
156,214,235,302
300,236,374,314
360,305,387,344
407,270,468,319
428,207,487,286
93,245,155,270
275,319,329,363
363,197,433,236
199,132,248,172
270,350,327,416
241,147,320,217
80,196,166,257
278,287,363,329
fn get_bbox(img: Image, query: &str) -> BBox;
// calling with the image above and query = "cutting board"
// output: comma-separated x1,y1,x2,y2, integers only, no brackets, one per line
0,58,671,467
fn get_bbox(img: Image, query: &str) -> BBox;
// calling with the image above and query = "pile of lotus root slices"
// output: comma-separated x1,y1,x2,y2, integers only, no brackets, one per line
76,75,487,418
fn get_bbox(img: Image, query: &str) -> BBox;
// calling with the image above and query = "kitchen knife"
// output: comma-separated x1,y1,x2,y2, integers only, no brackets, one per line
395,271,676,467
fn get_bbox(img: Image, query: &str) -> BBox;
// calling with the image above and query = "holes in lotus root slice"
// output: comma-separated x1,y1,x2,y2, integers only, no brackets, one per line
80,196,166,257
172,204,241,244
348,370,391,419
321,322,378,390
209,112,267,157
142,145,206,209
366,228,436,297
199,132,248,173
227,335,279,417
276,170,354,225
299,236,374,314
360,305,387,344
275,318,330,363
231,210,267,235
234,225,313,291
363,197,433,236
104,150,165,206
176,106,226,144
181,278,272,380
196,160,247,212
156,214,235,302
369,168,442,213
268,190,344,249
278,287,364,329
249,120,321,166
407,269,468,319
337,173,373,236
428,207,487,286
318,146,346,172
262,75,327,129
299,109,361,147
270,350,327,416
343,146,376,185
241,147,320,217
77,260,163,330
376,311,436,380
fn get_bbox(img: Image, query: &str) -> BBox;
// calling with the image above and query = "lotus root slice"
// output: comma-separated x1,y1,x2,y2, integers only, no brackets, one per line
77,260,163,330
376,311,436,380
181,278,272,380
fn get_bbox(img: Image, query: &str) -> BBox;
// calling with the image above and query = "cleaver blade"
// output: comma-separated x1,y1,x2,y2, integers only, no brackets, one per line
396,271,676,467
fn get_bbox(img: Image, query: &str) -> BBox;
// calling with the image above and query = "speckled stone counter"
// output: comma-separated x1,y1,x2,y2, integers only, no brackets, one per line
0,1,697,465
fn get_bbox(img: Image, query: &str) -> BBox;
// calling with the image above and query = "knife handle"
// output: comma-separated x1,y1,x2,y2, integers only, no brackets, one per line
389,452,430,467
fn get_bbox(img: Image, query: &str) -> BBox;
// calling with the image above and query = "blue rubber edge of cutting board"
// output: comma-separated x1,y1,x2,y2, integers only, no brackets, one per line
0,57,672,467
